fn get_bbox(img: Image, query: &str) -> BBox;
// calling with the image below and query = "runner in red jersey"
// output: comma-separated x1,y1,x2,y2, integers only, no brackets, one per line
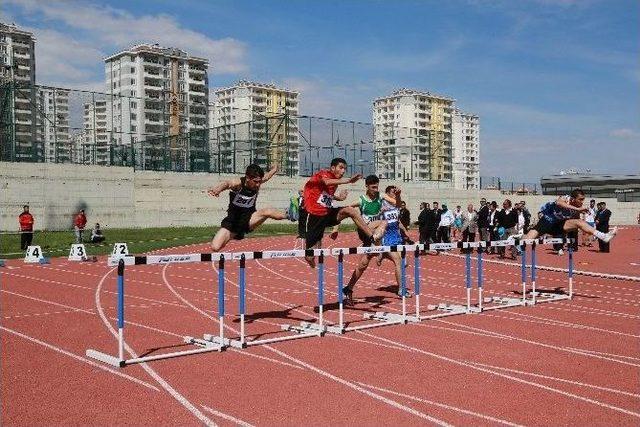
303,157,381,268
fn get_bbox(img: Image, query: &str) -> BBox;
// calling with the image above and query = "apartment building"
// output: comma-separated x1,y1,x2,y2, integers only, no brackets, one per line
104,43,209,151
37,87,71,163
213,80,299,175
452,109,480,189
0,23,38,161
373,88,455,181
82,100,109,165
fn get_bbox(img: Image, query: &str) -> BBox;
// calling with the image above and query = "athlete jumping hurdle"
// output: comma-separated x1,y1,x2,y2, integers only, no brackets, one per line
523,189,617,244
303,158,383,268
208,164,295,251
343,184,413,305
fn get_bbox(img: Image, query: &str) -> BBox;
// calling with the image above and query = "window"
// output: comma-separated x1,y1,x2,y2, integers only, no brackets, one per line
130,101,137,108
131,67,135,73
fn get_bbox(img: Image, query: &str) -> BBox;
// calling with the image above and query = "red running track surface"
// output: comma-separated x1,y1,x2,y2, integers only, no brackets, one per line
1,227,639,425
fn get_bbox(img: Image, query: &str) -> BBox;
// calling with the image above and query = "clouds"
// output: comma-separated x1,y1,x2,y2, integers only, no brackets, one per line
6,0,248,88
610,128,640,140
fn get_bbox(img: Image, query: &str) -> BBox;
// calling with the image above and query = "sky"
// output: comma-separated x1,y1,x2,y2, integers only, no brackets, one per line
2,0,639,181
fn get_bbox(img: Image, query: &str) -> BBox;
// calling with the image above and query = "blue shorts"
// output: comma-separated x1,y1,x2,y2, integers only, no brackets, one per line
383,232,403,247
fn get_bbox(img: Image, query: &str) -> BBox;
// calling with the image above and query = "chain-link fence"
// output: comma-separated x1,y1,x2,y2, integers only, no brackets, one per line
1,83,460,183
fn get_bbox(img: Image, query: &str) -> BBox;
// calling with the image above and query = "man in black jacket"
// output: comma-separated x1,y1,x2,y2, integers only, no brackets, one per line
496,199,519,259
476,198,490,252
428,201,442,244
417,202,430,244
595,202,611,253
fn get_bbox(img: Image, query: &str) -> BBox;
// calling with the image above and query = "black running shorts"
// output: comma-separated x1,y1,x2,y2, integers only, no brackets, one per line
533,217,566,237
305,208,341,248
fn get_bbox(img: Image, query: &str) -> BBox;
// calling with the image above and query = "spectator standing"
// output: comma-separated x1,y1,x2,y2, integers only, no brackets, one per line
488,201,499,254
399,201,411,230
90,223,105,243
496,199,518,259
581,199,596,247
417,202,430,244
519,200,531,232
452,205,463,241
18,205,34,250
430,201,442,243
460,204,478,253
437,204,455,243
74,209,87,243
595,202,611,253
477,198,490,249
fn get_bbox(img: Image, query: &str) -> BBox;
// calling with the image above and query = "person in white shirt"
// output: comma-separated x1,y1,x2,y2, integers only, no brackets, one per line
460,204,478,253
452,205,463,241
437,204,455,243
581,199,596,247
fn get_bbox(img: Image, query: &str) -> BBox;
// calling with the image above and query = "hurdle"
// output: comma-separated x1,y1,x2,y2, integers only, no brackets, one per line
87,253,230,367
202,248,332,348
406,241,486,320
327,245,417,332
478,237,573,310
526,240,574,305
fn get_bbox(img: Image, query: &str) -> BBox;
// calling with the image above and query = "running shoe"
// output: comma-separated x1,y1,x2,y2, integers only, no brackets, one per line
342,286,354,306
397,288,413,298
602,226,618,243
557,248,564,256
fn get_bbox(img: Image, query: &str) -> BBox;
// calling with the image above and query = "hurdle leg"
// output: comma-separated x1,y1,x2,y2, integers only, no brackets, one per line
531,243,537,305
318,253,324,330
414,247,421,320
568,247,574,299
401,249,407,323
465,252,472,312
236,254,247,348
338,251,344,330
520,243,526,305
477,250,483,312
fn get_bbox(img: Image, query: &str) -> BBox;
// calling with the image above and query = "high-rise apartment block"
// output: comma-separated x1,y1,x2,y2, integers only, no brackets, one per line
0,23,38,161
82,100,109,165
452,109,480,189
373,89,455,181
103,44,209,148
37,87,70,163
213,80,299,174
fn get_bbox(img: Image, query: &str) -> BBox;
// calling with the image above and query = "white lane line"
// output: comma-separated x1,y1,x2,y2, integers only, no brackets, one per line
356,381,523,426
434,319,640,368
201,405,255,427
94,268,217,427
0,325,159,392
465,360,640,399
357,331,640,419
563,348,640,362
498,311,640,338
165,262,452,426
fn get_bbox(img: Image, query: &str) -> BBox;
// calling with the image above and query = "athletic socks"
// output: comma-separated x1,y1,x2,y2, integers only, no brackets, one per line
600,227,618,243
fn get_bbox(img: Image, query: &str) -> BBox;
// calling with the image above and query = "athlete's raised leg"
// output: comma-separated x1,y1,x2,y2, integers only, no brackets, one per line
211,227,234,252
248,207,288,231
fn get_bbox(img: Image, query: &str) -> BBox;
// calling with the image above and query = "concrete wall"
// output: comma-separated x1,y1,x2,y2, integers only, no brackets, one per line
2,161,638,231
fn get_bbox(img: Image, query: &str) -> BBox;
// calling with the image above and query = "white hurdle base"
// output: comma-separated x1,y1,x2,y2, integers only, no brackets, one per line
413,303,474,321
282,321,341,335
526,291,571,305
86,342,224,368
480,296,525,311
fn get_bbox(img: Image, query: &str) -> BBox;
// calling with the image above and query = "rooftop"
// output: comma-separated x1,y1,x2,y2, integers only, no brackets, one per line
104,43,208,64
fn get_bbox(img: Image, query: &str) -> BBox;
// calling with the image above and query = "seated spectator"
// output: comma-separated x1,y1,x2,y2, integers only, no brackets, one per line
90,223,105,243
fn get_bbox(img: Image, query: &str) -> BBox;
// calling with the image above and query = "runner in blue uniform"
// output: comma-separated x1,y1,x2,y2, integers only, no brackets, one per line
523,189,617,243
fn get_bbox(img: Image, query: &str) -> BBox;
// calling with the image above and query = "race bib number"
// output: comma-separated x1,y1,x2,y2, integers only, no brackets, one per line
232,193,256,208
317,192,333,208
383,210,399,223
363,214,379,224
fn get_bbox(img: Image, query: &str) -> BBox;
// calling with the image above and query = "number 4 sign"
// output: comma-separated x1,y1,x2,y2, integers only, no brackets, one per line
112,243,129,257
24,245,44,263
68,244,87,261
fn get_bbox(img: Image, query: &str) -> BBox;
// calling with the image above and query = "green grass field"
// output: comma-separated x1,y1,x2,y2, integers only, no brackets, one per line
1,223,359,259
0,224,303,259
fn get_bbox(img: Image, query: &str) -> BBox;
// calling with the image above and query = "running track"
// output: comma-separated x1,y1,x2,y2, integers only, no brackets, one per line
1,227,639,425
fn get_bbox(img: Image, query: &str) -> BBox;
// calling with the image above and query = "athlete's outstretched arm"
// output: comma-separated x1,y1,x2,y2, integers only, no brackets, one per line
321,174,362,187
261,165,279,183
207,177,242,197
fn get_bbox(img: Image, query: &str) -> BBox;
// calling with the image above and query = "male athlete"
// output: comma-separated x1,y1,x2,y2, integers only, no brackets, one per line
303,158,381,268
208,164,293,251
523,189,617,244
343,185,412,305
